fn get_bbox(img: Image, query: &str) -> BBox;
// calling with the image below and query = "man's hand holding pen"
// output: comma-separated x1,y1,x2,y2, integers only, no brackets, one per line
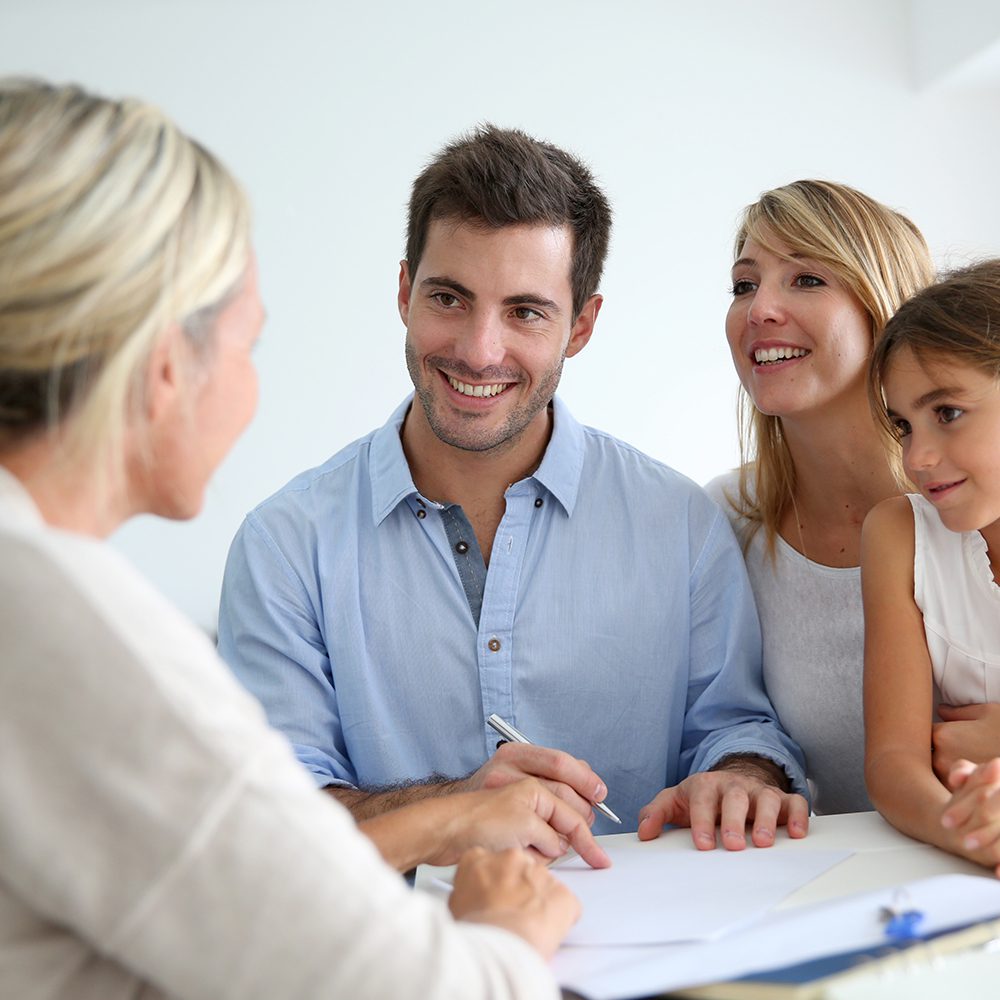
460,741,611,827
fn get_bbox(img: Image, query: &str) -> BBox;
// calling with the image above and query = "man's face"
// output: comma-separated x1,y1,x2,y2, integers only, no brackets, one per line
399,219,599,457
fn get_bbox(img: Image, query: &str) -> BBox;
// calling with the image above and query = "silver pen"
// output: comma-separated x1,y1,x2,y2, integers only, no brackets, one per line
486,713,622,824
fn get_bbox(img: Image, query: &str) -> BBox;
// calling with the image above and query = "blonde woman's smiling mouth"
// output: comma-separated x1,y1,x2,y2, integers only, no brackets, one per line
753,345,810,366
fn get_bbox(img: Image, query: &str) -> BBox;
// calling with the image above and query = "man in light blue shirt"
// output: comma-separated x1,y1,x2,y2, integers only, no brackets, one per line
219,125,809,845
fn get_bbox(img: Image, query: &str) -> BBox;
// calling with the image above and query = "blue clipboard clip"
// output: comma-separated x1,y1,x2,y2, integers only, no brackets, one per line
879,889,926,942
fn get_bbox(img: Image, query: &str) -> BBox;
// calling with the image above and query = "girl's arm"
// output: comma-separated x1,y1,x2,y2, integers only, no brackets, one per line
864,498,1000,870
862,498,951,843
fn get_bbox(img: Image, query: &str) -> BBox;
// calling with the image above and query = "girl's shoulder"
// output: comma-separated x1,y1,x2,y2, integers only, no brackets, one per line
861,495,917,570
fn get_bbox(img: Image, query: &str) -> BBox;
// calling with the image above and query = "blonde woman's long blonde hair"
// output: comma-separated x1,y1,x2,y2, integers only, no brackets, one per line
730,180,934,555
0,79,251,484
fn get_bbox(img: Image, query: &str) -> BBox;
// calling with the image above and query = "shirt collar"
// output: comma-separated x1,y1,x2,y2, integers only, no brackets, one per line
368,394,585,524
370,396,420,525
529,396,584,516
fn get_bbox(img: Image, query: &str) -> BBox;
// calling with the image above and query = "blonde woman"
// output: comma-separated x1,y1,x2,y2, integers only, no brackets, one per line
706,180,934,814
0,80,606,1000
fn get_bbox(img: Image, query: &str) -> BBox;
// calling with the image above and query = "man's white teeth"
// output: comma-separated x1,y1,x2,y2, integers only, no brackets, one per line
755,346,808,364
448,375,510,397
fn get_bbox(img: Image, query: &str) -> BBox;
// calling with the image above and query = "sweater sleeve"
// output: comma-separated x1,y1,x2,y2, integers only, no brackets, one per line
0,530,558,1000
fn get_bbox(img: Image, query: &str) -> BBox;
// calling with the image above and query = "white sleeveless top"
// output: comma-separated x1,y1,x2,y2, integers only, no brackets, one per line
910,493,1000,703
706,471,871,815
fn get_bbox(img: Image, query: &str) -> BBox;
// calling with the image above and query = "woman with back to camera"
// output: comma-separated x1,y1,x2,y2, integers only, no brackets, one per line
0,79,608,1000
706,180,934,814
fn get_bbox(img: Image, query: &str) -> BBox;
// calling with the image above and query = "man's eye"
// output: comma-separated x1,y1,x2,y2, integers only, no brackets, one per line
432,292,459,308
730,279,756,296
513,306,541,321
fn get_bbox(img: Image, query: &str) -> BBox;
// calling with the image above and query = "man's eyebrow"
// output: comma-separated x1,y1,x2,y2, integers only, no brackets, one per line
503,293,561,314
420,276,475,299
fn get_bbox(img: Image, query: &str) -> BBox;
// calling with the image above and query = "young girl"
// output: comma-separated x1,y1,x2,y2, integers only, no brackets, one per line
864,259,1000,872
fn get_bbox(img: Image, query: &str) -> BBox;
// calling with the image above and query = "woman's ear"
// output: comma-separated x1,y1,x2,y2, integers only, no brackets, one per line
143,324,190,424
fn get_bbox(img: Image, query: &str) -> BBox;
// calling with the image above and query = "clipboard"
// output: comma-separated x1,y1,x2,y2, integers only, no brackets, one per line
669,914,1000,999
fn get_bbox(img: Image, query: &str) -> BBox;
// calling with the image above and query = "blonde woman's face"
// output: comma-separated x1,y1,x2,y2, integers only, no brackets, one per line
147,258,263,520
726,236,872,421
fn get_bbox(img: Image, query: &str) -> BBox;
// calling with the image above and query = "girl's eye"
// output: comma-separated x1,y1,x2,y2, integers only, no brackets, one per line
730,279,756,296
891,417,912,439
937,406,963,424
794,274,825,289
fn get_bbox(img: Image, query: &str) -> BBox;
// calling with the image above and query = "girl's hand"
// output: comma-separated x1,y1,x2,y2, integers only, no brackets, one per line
448,847,581,958
940,758,1000,874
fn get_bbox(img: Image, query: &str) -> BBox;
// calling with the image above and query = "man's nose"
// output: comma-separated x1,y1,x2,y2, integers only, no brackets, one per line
453,314,506,373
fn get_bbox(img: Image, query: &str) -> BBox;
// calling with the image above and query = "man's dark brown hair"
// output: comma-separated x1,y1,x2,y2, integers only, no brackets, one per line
405,124,612,319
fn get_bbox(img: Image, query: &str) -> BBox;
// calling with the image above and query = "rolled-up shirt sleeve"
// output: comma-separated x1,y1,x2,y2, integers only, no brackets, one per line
680,507,809,799
218,512,356,789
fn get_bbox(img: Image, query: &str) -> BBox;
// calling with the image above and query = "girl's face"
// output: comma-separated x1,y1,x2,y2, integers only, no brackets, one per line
726,234,873,421
883,345,1000,535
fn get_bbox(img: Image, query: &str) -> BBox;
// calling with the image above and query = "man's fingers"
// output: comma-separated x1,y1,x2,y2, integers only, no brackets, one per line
782,793,810,839
537,794,611,869
686,781,722,851
536,778,595,823
637,790,677,841
488,743,606,823
748,787,783,847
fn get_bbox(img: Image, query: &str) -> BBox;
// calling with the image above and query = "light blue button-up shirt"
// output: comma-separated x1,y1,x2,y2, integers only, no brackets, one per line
218,397,806,832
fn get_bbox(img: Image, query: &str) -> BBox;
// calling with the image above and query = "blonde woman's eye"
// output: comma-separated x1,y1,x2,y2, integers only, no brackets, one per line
794,274,824,288
891,417,911,438
730,279,755,296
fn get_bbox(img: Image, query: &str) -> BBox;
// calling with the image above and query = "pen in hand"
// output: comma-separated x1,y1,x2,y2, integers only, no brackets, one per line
486,713,622,825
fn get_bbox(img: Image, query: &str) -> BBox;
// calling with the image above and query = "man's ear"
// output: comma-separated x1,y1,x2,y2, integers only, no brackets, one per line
565,294,603,359
397,261,412,326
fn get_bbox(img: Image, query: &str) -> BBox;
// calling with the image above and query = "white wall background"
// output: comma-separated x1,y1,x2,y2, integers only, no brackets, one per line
3,0,999,630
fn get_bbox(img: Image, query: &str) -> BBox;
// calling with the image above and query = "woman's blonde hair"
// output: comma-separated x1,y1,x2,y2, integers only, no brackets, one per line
0,79,251,481
730,179,934,554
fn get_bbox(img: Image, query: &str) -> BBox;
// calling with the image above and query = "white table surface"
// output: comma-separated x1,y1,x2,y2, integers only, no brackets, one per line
416,811,997,998
416,811,989,904
572,810,989,910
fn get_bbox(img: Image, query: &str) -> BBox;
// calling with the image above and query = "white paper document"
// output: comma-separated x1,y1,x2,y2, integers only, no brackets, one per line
551,842,851,945
552,873,1000,1000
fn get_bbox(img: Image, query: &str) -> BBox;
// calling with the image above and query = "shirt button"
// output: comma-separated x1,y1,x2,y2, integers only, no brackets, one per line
534,497,543,508
455,540,469,554
416,509,426,519
488,637,501,652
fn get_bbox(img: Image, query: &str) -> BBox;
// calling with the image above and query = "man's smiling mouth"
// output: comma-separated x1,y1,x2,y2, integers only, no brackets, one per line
446,374,512,398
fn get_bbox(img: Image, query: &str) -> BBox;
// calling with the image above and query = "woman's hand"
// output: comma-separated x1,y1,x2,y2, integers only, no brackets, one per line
449,846,581,959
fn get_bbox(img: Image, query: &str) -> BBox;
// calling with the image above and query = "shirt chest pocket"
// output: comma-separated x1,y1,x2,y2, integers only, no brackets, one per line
936,642,1000,704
